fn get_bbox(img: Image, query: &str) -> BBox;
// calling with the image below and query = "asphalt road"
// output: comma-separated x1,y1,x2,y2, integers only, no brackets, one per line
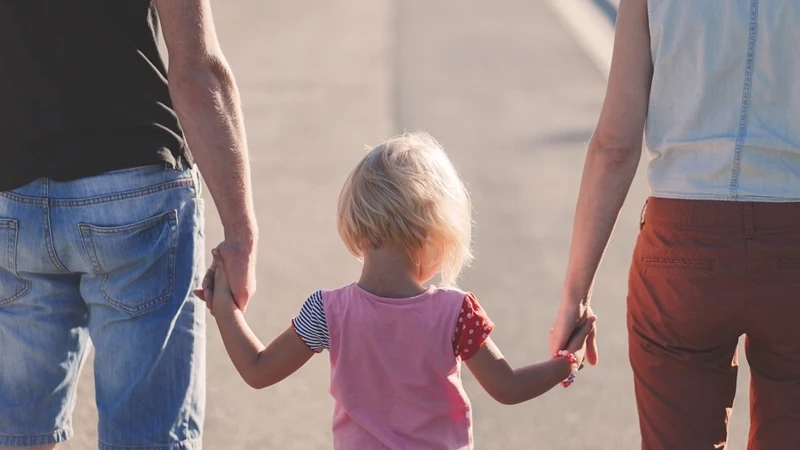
65,1,751,448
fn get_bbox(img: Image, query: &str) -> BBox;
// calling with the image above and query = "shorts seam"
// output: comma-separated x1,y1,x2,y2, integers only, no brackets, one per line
98,436,202,450
0,427,72,446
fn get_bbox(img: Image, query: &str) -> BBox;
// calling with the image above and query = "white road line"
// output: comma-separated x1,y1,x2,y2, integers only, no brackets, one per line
545,0,615,79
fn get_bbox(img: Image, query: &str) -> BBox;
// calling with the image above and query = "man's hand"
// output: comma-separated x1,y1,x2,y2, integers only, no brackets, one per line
550,301,599,366
197,239,256,312
216,238,257,311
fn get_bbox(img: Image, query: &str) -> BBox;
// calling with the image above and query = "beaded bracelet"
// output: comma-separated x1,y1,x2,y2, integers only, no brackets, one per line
553,350,580,388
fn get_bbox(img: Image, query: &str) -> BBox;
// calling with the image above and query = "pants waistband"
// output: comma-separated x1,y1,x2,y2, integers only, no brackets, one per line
0,165,198,204
643,196,800,231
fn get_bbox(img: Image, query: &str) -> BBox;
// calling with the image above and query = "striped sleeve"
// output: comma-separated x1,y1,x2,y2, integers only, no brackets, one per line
291,290,329,353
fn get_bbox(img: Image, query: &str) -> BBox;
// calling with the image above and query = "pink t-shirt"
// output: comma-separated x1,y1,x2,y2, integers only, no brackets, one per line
321,283,476,449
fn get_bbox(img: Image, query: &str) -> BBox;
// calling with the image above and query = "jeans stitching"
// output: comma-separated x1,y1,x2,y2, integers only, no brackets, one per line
2,220,13,272
0,179,194,205
0,427,72,446
0,428,72,438
81,211,179,315
78,225,104,274
42,181,70,273
0,220,32,307
98,436,202,450
0,280,31,307
80,210,179,234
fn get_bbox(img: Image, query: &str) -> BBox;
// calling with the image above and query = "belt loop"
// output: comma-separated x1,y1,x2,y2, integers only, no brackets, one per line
743,202,755,238
639,198,649,230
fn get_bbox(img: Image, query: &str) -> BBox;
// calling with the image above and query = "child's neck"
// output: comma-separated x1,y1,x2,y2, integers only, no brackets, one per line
358,247,427,299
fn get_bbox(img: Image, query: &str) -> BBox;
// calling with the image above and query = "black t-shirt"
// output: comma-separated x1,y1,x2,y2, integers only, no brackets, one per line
0,1,190,192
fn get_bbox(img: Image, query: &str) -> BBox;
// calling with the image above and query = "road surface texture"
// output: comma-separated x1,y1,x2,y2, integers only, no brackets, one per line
64,1,750,448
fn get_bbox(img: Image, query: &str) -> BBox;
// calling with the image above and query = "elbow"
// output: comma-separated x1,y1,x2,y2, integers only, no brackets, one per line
240,369,272,390
168,54,236,102
243,374,271,390
494,395,520,406
588,134,641,168
245,378,269,390
488,387,523,406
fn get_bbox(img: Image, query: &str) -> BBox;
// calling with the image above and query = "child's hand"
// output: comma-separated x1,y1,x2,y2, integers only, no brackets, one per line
207,248,239,318
564,315,597,367
194,258,217,311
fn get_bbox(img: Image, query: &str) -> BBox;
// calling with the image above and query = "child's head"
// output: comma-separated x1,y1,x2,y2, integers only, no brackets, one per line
337,132,473,287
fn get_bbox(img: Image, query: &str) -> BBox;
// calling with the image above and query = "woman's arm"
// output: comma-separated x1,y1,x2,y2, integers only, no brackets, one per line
550,0,653,362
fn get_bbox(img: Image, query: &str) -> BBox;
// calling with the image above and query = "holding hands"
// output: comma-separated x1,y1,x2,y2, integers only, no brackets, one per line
195,248,239,318
551,301,598,371
560,312,597,371
195,239,257,313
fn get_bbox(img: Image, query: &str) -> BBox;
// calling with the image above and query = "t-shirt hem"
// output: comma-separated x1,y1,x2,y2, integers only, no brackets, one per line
649,190,800,202
291,318,325,354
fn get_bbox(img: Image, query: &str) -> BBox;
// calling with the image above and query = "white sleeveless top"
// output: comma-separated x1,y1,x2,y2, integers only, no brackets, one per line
645,0,800,201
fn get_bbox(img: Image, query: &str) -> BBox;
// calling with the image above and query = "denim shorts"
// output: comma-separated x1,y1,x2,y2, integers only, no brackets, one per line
0,165,206,449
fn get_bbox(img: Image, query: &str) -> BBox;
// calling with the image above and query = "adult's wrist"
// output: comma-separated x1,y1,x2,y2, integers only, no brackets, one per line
223,221,259,248
561,281,591,305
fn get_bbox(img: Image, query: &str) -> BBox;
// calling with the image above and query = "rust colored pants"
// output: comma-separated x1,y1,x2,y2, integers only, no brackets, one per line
628,197,800,450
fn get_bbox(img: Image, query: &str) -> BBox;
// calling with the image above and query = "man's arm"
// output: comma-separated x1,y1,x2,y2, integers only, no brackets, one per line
155,0,257,308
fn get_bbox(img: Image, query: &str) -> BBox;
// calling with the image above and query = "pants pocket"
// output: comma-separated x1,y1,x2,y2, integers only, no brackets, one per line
0,219,31,307
79,210,178,315
641,256,715,270
777,257,800,270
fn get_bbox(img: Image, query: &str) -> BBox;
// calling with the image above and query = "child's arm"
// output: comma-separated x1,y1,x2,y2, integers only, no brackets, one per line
210,251,315,389
216,313,314,389
465,317,595,405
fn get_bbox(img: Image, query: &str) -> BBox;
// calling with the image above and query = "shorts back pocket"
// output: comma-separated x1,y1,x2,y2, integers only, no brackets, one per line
0,219,31,307
79,210,178,315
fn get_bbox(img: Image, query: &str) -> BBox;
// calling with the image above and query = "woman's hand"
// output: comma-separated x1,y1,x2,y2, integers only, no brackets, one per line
550,301,598,366
563,311,597,366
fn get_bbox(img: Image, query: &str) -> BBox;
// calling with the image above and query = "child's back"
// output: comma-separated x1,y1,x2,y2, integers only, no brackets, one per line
324,284,470,449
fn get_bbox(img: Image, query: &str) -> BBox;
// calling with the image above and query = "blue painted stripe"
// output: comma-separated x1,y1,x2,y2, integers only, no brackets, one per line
591,0,618,26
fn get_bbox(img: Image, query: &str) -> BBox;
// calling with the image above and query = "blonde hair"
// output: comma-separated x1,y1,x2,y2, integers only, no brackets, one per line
337,132,473,286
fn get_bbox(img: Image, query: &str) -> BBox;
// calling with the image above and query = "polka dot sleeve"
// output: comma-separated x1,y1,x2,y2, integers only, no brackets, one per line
453,293,495,360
